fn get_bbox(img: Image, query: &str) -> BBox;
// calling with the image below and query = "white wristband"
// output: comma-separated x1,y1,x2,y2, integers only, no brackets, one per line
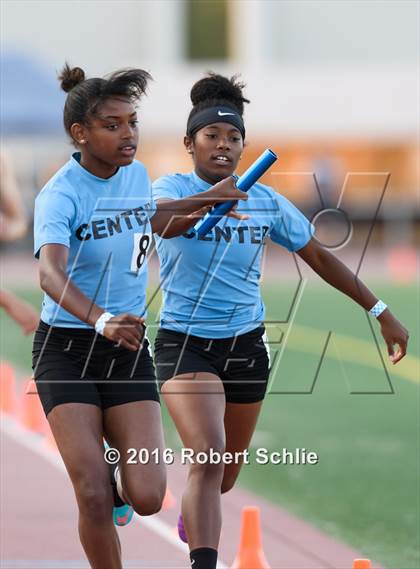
369,300,387,318
95,312,115,335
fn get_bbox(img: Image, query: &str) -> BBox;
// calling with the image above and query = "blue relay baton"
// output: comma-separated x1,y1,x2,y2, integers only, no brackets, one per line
193,148,278,237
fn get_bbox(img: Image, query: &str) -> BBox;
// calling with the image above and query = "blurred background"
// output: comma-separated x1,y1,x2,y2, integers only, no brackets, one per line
1,0,419,257
1,1,419,568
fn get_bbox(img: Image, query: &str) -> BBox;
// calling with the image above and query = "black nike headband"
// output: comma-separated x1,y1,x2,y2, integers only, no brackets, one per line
186,106,245,139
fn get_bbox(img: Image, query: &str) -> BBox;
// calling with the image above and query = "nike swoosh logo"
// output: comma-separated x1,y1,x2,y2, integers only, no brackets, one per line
218,111,235,116
116,511,130,524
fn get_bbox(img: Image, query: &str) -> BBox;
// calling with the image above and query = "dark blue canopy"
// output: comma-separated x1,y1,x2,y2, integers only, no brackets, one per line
1,52,65,135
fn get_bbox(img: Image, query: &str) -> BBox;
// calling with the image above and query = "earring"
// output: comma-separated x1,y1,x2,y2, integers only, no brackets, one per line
80,139,86,144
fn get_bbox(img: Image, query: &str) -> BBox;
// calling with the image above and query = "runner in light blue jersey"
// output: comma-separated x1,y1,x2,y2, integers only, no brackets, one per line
151,73,409,569
31,65,246,569
34,152,155,327
153,170,313,338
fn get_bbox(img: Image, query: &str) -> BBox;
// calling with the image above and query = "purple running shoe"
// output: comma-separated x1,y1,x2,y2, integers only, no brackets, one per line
177,513,188,543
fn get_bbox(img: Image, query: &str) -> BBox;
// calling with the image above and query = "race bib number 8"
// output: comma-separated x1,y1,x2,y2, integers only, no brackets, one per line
131,232,151,272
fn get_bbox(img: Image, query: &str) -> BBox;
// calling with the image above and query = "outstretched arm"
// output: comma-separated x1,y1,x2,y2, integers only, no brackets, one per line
150,176,248,238
297,239,409,364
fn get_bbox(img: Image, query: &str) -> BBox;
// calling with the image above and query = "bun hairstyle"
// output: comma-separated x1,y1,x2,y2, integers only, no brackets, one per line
186,72,250,139
59,64,86,93
190,72,250,116
58,63,152,143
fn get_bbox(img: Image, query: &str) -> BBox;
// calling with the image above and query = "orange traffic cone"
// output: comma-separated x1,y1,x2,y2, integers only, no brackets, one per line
25,378,37,394
162,485,176,510
353,560,372,569
0,361,17,415
19,378,48,435
231,506,270,568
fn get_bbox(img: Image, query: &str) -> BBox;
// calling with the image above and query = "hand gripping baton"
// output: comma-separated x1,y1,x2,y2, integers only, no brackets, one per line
193,149,278,237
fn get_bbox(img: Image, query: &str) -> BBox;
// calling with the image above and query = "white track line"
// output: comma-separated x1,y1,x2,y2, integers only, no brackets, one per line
0,561,184,569
0,413,228,569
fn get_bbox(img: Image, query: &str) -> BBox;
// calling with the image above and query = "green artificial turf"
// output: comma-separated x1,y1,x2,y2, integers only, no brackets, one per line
1,283,418,568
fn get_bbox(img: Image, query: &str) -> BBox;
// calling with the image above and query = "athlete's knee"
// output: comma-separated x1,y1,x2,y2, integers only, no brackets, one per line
128,488,164,516
74,476,112,522
221,470,239,493
188,439,226,482
123,474,165,516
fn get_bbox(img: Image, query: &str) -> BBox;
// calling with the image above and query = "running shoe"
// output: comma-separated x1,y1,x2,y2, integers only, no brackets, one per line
104,442,134,527
113,500,134,527
177,513,188,543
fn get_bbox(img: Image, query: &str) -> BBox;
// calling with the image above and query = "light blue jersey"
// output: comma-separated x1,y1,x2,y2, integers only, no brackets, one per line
152,171,314,338
34,153,155,327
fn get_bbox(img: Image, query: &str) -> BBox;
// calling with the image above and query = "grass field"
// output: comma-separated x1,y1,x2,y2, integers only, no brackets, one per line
1,283,419,569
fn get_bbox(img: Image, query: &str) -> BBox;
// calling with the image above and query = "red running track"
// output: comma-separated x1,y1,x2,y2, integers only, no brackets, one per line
1,414,383,569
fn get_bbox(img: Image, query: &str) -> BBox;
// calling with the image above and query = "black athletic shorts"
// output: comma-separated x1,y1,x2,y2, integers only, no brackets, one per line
32,320,159,416
154,326,270,404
